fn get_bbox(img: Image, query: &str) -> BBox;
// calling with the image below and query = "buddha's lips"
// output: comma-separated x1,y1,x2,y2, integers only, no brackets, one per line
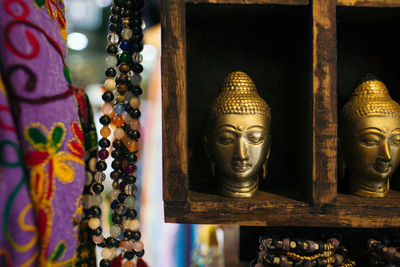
373,160,391,173
231,161,251,172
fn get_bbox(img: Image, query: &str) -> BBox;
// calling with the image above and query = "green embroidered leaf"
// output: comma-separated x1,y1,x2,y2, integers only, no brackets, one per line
50,242,66,262
28,128,47,145
51,126,65,151
63,67,72,85
34,0,45,7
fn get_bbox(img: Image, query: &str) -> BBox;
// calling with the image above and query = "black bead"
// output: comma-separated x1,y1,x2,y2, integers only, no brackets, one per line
131,43,144,53
316,258,325,267
124,230,134,239
131,86,142,96
132,25,142,34
109,23,121,33
93,226,102,236
105,67,116,77
106,237,119,248
132,231,141,241
124,0,133,8
132,33,143,42
132,18,142,27
92,183,104,194
96,161,107,171
317,242,325,252
113,140,124,149
124,175,136,184
109,14,120,23
110,170,121,180
102,91,114,102
110,5,121,15
98,241,107,248
121,8,131,17
125,152,137,163
112,213,123,224
129,109,141,119
99,115,111,125
100,259,111,267
124,251,135,260
134,0,145,9
132,10,141,19
131,130,140,140
90,206,102,217
118,192,127,203
126,209,137,219
106,44,118,55
112,159,122,170
111,149,122,158
99,138,111,148
136,249,145,257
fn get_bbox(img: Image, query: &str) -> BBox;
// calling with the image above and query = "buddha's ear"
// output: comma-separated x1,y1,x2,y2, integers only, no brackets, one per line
262,134,271,179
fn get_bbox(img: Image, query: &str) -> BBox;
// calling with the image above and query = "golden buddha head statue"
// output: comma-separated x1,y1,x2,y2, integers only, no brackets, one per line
340,74,400,197
204,71,271,198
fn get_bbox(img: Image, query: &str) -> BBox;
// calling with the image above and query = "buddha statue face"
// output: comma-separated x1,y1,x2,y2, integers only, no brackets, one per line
205,71,271,198
340,75,400,197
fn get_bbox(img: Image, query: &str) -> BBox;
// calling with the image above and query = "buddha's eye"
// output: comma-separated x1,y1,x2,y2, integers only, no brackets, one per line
360,134,380,147
391,135,400,146
217,132,235,145
247,133,264,145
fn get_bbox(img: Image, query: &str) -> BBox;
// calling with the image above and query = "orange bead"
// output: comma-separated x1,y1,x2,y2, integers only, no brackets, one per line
113,115,124,127
100,126,111,137
109,111,115,119
127,140,139,152
124,261,135,267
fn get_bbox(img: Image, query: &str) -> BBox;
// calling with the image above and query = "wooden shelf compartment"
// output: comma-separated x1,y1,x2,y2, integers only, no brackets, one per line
337,0,400,7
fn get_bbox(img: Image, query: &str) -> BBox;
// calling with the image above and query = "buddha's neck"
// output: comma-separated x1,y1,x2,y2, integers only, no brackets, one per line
348,175,389,198
219,176,258,198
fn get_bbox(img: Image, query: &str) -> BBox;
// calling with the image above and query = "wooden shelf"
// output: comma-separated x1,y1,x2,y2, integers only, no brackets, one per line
337,0,400,7
161,0,400,227
185,0,309,4
165,191,400,227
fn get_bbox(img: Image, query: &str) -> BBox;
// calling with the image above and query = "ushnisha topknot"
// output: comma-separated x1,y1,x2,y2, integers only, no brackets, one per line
340,74,400,125
209,71,271,119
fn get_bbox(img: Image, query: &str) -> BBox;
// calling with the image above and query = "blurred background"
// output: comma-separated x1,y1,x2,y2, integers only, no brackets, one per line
63,1,229,266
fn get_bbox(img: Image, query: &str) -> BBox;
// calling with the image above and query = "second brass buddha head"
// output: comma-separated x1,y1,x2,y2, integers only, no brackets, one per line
340,75,400,197
204,71,271,198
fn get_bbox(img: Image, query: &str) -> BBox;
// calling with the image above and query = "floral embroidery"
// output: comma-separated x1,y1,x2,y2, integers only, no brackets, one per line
33,0,67,42
23,121,84,265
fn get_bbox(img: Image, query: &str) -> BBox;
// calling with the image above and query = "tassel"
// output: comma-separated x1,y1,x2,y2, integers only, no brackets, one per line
137,258,148,267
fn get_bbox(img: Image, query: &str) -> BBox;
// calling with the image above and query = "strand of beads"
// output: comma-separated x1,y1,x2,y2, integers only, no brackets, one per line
89,0,145,266
253,237,355,267
367,239,400,266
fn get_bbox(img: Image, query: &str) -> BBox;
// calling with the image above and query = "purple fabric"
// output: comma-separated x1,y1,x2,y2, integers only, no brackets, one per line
0,0,85,266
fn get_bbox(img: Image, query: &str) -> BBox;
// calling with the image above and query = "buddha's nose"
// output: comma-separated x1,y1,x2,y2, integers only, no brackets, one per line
235,137,249,160
378,139,392,162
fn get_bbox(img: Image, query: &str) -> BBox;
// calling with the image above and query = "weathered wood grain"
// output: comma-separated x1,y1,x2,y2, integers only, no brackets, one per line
161,0,188,202
311,0,337,205
165,191,400,227
337,0,400,7
185,0,309,4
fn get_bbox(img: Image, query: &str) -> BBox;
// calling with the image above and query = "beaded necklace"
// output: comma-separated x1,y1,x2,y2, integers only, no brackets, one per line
88,0,146,266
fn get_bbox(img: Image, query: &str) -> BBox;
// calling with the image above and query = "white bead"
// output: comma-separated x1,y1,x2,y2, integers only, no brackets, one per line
105,55,118,68
123,196,136,209
121,28,133,40
104,78,116,91
107,33,119,44
123,219,132,230
129,97,140,109
92,194,103,206
88,218,100,230
110,189,120,201
114,128,125,139
101,248,115,260
129,219,140,231
110,225,121,238
132,53,143,63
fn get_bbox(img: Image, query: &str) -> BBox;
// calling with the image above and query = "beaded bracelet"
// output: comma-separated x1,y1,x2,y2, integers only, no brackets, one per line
87,0,146,266
367,238,400,266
